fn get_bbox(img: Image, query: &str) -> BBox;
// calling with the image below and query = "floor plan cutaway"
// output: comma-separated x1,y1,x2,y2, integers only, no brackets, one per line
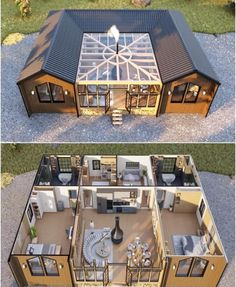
9,154,227,287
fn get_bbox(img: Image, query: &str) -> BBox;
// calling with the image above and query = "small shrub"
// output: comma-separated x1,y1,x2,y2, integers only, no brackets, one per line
15,0,31,18
9,143,18,151
30,226,37,239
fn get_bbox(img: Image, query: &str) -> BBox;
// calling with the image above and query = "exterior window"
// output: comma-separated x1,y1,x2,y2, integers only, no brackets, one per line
27,257,44,276
69,189,77,199
42,257,59,276
78,85,106,107
190,258,208,277
49,83,64,102
58,157,72,172
162,158,176,173
129,85,158,108
199,199,206,217
171,84,187,103
36,83,51,102
184,83,200,103
176,258,193,277
27,204,33,223
98,85,108,94
92,160,100,170
139,95,148,107
87,85,97,94
148,95,157,107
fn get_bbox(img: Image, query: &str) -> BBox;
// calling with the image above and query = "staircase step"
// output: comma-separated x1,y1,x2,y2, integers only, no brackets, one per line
112,109,123,125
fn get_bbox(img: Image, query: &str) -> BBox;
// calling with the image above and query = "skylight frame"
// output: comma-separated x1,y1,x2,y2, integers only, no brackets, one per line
76,33,161,84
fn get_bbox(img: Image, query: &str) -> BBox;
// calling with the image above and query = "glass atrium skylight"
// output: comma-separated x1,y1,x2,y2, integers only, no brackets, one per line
76,33,161,83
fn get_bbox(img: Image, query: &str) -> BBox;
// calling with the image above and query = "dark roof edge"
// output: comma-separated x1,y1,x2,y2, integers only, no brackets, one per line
17,68,75,85
162,70,221,85
42,10,65,72
169,10,220,83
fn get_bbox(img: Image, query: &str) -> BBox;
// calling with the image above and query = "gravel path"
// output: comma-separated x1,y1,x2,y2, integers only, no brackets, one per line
1,33,235,142
1,171,235,286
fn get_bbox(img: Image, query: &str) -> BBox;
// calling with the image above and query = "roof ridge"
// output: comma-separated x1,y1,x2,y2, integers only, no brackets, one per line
42,10,65,72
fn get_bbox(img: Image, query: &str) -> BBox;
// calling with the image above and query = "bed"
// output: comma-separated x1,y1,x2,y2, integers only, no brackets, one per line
26,243,61,255
172,235,210,256
122,169,141,185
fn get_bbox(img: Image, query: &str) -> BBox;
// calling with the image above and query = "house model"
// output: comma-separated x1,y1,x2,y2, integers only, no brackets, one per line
9,154,227,287
17,10,220,122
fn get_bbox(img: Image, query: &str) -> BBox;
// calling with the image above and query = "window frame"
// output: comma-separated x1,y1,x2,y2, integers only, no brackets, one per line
189,257,208,277
49,83,65,103
171,83,187,103
36,83,51,103
199,199,206,217
184,83,201,103
171,82,201,104
176,258,193,277
78,85,107,108
27,257,45,276
162,157,176,173
58,156,72,173
27,204,33,223
36,83,65,103
92,160,101,170
42,257,59,277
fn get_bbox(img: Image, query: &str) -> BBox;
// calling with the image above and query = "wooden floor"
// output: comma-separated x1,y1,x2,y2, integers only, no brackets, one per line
161,209,200,254
35,208,74,254
81,209,157,283
111,89,127,110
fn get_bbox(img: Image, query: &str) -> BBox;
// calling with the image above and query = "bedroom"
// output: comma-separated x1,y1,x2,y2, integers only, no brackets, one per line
11,186,79,256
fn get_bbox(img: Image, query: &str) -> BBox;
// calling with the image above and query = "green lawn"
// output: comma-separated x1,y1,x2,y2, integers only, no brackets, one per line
1,143,235,176
1,0,234,42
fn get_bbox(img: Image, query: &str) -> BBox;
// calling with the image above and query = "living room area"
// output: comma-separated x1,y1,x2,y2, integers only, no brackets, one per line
73,208,159,283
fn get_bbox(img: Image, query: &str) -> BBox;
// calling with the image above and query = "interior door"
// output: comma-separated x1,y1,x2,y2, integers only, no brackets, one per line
105,91,110,113
125,91,131,113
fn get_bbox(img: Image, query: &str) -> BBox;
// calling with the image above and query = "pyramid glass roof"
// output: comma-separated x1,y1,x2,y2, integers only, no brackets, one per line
76,33,161,83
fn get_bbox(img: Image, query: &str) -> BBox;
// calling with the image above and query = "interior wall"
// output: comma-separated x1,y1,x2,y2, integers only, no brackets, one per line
38,190,57,212
13,215,31,254
173,191,201,213
84,156,101,177
80,186,148,209
26,202,36,227
55,186,78,208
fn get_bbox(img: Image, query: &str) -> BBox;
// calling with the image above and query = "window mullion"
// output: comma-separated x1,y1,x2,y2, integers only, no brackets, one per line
187,257,195,277
39,256,47,276
48,83,53,103
182,83,189,103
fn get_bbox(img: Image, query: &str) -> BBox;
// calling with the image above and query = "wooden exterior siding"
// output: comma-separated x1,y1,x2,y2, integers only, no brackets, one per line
164,255,227,287
160,73,219,117
9,255,73,287
18,72,77,115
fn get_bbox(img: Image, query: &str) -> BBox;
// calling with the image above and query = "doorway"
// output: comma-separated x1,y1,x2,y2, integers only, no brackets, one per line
141,190,150,208
110,85,128,110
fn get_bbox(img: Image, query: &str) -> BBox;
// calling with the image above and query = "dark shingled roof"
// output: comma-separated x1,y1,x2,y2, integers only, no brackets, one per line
17,9,219,84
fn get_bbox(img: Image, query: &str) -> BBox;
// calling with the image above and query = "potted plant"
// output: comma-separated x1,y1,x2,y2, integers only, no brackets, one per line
30,226,37,239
